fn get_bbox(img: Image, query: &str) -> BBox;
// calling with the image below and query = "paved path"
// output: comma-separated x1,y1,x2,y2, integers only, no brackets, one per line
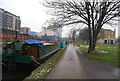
46,44,119,80
46,44,89,79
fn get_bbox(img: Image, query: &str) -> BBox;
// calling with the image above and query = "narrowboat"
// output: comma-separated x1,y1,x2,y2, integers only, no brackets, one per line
0,39,60,68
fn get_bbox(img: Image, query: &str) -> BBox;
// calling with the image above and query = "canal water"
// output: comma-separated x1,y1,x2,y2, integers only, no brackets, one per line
2,48,60,81
2,64,38,81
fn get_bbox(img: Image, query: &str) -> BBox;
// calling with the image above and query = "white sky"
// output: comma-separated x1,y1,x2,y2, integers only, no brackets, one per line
0,0,51,32
0,0,119,38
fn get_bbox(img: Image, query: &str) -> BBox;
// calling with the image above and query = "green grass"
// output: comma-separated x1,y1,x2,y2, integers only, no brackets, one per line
74,42,119,66
24,46,68,81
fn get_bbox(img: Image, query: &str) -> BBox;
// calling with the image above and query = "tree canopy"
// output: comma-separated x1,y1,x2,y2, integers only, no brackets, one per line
43,0,120,53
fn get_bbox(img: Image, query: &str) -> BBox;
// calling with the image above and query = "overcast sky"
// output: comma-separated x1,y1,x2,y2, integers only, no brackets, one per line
0,0,119,38
0,0,51,32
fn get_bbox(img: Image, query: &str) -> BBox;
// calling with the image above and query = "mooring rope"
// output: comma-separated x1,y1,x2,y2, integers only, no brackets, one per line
30,56,41,65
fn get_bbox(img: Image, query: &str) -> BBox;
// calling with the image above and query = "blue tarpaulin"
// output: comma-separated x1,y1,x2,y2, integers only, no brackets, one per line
23,39,44,47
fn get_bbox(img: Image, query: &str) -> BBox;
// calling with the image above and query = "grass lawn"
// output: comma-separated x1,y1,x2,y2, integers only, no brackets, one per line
24,46,68,81
74,42,119,66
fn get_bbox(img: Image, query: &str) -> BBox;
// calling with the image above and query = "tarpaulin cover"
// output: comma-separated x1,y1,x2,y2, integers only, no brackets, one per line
23,39,44,47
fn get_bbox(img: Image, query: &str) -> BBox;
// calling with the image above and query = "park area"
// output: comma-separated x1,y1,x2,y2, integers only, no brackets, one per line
74,42,119,66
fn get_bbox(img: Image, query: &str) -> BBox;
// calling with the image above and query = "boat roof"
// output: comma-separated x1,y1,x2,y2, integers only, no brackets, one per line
23,39,44,47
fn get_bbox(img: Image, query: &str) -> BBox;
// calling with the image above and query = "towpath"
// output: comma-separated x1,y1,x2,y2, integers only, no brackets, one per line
46,44,89,79
46,44,119,80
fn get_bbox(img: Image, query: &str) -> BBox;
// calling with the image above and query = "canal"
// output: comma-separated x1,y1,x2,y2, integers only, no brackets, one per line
2,64,37,81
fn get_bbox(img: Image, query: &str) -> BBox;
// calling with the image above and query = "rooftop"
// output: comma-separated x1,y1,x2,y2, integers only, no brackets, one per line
0,8,20,18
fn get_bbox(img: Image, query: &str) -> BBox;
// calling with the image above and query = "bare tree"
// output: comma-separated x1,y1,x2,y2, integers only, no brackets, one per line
79,27,89,43
67,28,76,42
46,18,64,29
118,36,120,44
67,27,81,42
44,18,64,40
43,0,120,53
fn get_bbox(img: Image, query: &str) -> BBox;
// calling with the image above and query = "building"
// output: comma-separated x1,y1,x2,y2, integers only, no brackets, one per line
42,27,55,36
0,8,4,29
30,31,38,37
0,8,21,31
20,27,30,35
40,27,62,38
38,27,56,37
98,28,115,44
38,27,62,41
0,8,21,45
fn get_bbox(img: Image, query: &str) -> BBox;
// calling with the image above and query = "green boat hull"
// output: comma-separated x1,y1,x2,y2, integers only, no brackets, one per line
1,41,60,67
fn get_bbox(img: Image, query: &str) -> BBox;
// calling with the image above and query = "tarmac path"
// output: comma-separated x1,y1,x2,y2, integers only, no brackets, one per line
46,44,89,79
46,44,119,80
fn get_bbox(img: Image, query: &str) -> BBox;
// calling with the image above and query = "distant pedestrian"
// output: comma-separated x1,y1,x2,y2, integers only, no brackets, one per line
65,41,67,45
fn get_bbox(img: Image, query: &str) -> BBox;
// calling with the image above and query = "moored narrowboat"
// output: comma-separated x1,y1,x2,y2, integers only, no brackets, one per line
0,39,60,68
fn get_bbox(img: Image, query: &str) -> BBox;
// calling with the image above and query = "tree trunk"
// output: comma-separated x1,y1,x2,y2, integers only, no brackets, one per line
86,2,93,54
88,46,95,54
88,36,96,54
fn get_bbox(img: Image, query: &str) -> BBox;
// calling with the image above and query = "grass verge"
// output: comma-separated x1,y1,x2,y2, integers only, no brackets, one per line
24,46,68,81
74,42,119,66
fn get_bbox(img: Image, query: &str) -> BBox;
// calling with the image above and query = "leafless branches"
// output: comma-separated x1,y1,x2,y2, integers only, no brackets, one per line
43,0,120,53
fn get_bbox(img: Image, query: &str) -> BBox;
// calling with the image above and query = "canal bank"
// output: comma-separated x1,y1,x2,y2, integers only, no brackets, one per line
24,45,68,80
